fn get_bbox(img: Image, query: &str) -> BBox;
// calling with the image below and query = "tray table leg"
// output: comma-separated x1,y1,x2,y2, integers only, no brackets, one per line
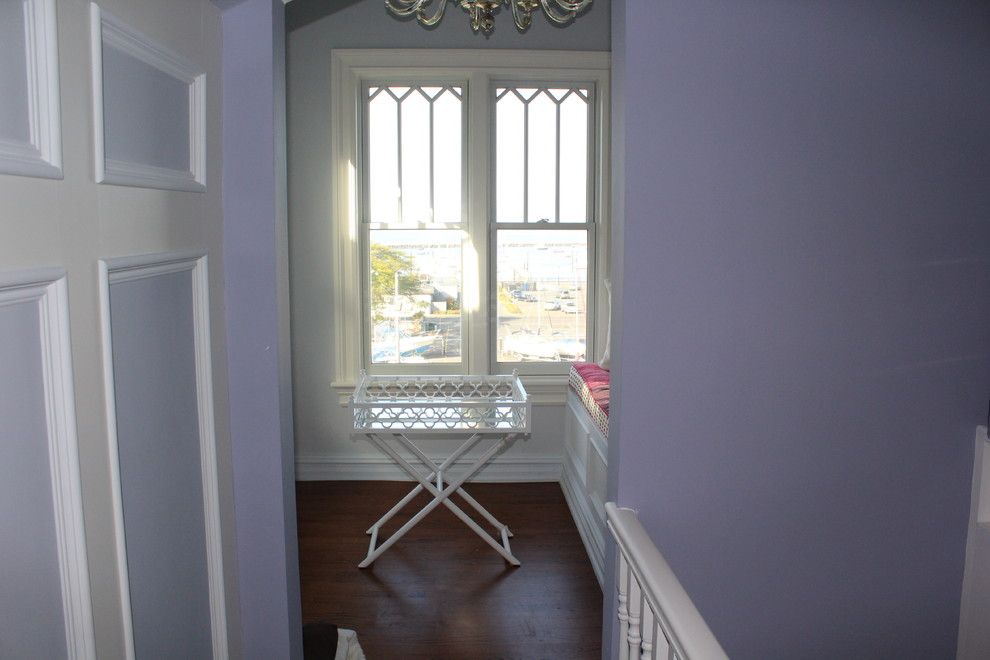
393,432,517,538
393,431,518,539
363,433,484,534
359,433,521,568
365,484,424,535
455,488,514,538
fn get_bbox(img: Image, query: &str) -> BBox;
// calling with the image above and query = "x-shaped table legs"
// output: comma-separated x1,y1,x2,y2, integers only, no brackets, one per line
358,432,521,568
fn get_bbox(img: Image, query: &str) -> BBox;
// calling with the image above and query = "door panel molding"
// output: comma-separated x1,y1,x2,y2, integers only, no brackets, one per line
98,252,227,659
0,268,96,659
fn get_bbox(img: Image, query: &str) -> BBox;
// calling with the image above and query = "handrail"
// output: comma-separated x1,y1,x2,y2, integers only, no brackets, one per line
606,502,728,660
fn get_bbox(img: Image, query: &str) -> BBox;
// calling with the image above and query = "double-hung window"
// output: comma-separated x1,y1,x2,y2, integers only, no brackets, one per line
365,83,466,369
330,50,609,392
492,84,594,372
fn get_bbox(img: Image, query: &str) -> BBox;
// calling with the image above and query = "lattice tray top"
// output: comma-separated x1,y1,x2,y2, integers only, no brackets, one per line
350,371,531,434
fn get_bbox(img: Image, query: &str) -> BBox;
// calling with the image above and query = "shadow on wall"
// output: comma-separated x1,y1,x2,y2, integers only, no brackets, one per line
287,0,384,31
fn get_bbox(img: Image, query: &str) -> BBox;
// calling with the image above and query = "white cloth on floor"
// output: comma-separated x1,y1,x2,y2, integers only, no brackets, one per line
335,628,366,660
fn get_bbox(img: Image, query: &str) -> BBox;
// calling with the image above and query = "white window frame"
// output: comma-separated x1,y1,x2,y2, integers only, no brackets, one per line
329,49,610,402
360,79,469,377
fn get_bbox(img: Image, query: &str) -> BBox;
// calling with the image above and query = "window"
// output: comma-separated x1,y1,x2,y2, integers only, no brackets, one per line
365,84,465,367
493,86,593,367
331,50,609,391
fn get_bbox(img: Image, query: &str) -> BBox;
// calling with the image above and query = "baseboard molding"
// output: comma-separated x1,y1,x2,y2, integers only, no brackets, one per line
560,454,606,588
295,454,563,483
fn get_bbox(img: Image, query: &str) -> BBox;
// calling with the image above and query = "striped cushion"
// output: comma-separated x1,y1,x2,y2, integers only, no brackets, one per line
568,362,610,438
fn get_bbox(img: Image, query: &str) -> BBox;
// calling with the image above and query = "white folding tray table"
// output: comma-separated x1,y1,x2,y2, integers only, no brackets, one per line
350,371,531,568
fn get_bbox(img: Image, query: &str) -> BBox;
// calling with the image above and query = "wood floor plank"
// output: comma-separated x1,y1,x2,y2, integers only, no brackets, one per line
296,481,603,659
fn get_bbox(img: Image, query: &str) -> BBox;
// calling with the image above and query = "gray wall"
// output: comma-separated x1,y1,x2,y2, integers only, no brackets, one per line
109,271,212,658
286,0,610,474
0,301,68,660
610,0,990,657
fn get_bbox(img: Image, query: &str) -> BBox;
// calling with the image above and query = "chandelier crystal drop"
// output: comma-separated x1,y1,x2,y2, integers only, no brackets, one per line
385,0,592,35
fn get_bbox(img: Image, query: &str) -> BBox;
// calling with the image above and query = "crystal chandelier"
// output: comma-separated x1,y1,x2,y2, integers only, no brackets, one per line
385,0,592,35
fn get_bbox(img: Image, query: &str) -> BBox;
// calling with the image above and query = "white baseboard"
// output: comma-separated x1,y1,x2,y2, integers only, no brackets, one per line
560,453,606,588
295,454,562,483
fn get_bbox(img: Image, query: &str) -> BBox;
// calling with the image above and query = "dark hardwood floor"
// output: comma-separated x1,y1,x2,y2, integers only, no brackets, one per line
296,481,603,660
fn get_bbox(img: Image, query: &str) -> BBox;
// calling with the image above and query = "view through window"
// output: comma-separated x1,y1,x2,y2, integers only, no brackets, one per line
366,85,463,365
362,81,596,371
495,86,591,364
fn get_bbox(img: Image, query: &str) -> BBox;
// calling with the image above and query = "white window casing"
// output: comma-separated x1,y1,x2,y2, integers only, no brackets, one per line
328,49,610,404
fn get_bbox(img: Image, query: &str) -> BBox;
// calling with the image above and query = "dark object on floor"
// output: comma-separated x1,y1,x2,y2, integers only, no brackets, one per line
303,621,338,659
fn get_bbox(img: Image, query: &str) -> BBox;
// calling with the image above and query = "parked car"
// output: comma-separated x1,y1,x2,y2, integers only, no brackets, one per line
562,301,579,314
544,299,561,311
559,289,574,299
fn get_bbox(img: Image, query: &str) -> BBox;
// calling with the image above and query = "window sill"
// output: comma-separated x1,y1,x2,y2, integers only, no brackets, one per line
331,373,569,406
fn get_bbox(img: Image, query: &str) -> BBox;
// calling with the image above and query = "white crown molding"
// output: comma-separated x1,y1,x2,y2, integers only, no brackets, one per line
98,252,227,659
0,270,96,659
0,0,62,179
90,4,206,191
331,48,610,72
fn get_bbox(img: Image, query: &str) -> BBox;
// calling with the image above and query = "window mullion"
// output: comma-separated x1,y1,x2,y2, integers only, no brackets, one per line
396,92,403,224
522,101,529,223
429,95,435,223
555,99,561,224
465,71,490,375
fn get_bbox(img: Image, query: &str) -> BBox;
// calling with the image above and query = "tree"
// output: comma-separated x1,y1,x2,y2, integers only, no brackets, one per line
370,245,421,323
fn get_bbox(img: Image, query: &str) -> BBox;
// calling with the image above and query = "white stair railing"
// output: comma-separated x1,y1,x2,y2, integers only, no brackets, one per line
606,503,728,660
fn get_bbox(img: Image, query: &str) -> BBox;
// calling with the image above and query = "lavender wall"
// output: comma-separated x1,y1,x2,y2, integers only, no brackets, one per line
611,1,990,657
601,0,625,652
221,0,303,657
